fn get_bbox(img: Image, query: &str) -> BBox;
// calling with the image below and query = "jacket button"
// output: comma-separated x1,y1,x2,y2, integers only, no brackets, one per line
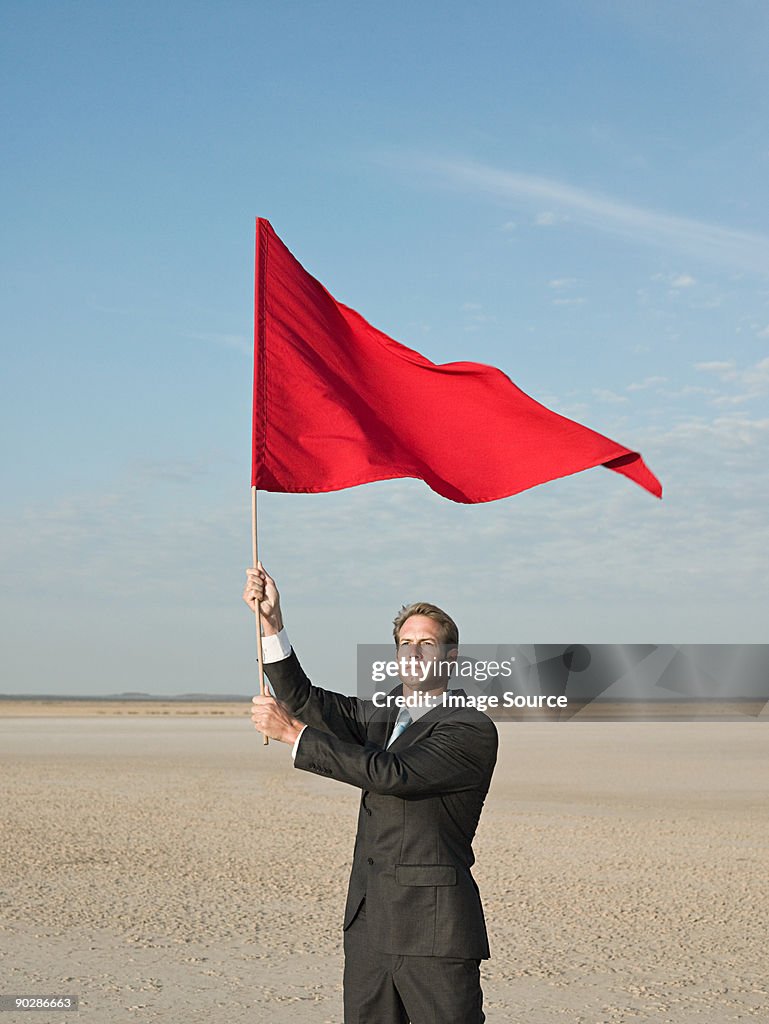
365,808,372,816
367,857,374,865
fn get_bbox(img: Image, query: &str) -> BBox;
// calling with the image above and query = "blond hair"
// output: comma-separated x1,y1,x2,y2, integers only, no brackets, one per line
392,602,459,647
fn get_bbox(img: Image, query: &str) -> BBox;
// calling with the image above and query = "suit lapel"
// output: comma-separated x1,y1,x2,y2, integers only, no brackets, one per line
367,697,399,748
386,689,468,751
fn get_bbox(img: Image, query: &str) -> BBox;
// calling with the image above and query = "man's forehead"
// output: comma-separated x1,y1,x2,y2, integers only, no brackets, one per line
397,615,443,640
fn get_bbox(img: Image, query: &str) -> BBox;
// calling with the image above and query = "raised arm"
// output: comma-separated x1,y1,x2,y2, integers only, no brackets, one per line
242,563,285,637
294,713,498,798
243,565,369,745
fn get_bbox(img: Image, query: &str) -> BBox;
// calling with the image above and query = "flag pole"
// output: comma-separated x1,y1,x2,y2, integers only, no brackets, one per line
252,485,269,746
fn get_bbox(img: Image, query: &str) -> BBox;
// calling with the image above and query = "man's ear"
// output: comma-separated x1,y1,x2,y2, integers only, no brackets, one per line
446,646,459,661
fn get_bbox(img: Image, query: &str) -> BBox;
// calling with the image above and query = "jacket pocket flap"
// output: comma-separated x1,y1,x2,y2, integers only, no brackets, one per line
396,864,457,886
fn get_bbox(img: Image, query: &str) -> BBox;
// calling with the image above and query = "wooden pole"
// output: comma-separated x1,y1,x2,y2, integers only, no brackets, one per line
252,485,269,746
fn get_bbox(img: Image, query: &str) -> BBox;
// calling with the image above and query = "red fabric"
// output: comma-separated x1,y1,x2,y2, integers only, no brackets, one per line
252,219,662,502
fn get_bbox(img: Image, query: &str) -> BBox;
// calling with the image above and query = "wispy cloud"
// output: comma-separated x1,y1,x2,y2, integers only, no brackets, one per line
626,375,668,392
534,210,562,227
592,387,628,404
385,154,769,275
696,356,769,405
461,303,497,332
670,273,697,289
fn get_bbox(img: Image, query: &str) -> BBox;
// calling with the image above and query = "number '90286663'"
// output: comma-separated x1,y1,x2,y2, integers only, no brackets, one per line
0,995,79,1011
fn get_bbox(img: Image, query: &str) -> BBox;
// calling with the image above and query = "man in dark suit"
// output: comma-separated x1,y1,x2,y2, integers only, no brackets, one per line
243,565,498,1024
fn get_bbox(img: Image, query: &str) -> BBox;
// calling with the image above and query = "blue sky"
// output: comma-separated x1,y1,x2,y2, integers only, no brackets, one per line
2,1,767,694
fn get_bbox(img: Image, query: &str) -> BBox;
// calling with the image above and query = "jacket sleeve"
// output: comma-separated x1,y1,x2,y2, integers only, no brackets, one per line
264,649,369,745
293,713,498,797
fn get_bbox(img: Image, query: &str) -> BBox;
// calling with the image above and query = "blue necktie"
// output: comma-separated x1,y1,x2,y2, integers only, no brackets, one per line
386,708,412,748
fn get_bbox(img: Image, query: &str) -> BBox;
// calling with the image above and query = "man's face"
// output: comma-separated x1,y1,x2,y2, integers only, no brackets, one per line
396,615,456,691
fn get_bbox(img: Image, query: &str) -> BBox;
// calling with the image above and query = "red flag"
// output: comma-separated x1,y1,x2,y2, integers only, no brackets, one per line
252,219,662,502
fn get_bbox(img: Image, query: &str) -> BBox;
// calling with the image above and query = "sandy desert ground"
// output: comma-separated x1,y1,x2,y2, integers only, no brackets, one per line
1,708,767,1023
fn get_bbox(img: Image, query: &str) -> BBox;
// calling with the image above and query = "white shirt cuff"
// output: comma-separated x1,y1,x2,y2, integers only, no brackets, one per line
261,628,292,663
291,725,308,760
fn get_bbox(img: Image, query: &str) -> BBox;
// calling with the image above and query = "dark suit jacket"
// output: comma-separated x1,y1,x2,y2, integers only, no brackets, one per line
265,650,498,959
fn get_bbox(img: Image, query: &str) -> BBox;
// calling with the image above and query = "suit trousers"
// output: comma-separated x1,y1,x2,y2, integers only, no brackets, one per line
343,901,485,1024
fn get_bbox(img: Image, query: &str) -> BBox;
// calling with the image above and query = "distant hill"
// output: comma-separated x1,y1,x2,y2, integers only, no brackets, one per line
0,692,253,702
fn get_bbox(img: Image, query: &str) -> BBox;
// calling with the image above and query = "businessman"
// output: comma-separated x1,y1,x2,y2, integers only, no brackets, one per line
243,565,498,1024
